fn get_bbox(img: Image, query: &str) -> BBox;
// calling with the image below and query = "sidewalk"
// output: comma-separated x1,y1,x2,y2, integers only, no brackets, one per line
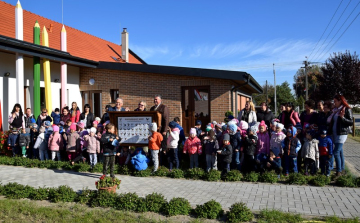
1,165,360,218
343,138,360,175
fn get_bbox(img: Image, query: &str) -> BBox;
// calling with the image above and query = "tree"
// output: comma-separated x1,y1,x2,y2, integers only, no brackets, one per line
314,51,360,104
293,65,322,99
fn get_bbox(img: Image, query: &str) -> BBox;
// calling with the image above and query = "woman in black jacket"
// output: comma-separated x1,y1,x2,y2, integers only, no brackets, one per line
327,95,353,176
256,102,275,129
80,104,95,129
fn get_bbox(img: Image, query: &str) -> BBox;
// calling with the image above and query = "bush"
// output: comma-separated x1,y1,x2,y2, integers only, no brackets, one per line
73,163,90,172
243,172,259,182
50,185,77,203
184,168,205,180
223,170,243,182
2,182,34,199
90,190,118,208
194,200,223,219
29,187,53,200
309,174,331,187
91,163,103,173
287,173,308,185
168,169,184,179
136,197,148,213
118,165,131,175
164,197,192,216
204,170,221,181
258,209,303,223
75,188,97,204
227,202,253,222
145,193,167,213
259,171,279,184
116,192,139,211
335,174,357,187
153,166,169,177
133,168,152,177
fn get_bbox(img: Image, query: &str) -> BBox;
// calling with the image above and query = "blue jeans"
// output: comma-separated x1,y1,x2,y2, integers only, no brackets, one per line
333,143,345,172
89,153,97,167
168,148,179,170
284,154,298,174
39,148,49,161
32,148,39,159
11,146,19,157
232,150,241,170
320,155,330,176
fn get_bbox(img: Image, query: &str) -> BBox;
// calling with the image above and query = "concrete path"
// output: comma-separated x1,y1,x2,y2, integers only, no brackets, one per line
343,138,360,174
1,165,360,218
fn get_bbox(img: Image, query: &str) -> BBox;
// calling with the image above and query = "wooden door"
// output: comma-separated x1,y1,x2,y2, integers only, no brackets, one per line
81,91,102,118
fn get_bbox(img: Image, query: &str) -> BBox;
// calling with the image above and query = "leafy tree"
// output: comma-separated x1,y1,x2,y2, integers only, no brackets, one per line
293,65,322,99
314,51,360,104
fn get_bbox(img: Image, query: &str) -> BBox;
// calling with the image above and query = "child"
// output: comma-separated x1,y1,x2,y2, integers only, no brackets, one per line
183,128,202,169
256,121,270,164
228,122,241,170
100,123,120,178
63,123,79,163
119,146,131,165
242,126,258,174
33,127,48,160
195,120,203,138
8,128,19,157
92,120,99,128
264,147,282,175
84,127,100,169
203,129,219,172
301,130,319,175
318,130,333,177
64,120,72,132
48,125,63,161
96,130,103,163
217,134,232,177
148,123,163,173
270,123,286,156
19,128,30,157
30,123,39,159
51,108,61,125
131,148,150,171
281,126,301,175
167,121,180,170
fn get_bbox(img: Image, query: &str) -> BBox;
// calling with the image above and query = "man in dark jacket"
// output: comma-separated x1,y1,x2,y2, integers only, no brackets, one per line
217,134,232,177
24,108,36,128
108,98,130,112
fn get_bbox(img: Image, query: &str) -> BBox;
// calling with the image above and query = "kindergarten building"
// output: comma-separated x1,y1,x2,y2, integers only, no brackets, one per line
0,1,262,134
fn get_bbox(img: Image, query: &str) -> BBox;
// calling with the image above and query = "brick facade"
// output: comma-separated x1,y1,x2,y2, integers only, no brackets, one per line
79,68,237,124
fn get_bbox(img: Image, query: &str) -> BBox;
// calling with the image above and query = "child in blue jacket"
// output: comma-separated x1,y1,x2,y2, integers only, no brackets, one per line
281,126,301,175
131,148,149,171
51,108,61,125
318,130,333,177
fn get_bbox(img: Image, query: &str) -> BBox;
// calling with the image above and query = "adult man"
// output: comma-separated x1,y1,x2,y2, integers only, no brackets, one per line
24,108,35,128
108,98,130,112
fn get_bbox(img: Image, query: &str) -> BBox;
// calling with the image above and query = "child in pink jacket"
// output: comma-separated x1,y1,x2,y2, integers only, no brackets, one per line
48,125,63,161
84,127,100,169
183,128,202,169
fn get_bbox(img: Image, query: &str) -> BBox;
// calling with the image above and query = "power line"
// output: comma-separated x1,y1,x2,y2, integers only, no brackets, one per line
308,0,344,60
314,1,360,61
311,0,353,61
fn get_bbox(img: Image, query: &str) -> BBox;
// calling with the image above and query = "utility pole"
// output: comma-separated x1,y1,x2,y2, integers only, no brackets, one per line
304,57,309,100
266,80,268,103
273,63,277,115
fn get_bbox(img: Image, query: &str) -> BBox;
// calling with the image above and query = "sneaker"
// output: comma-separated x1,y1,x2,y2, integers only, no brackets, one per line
22,155,26,158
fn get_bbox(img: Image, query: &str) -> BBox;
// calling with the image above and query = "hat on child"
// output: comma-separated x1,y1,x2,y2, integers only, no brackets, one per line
32,124,38,129
168,121,177,129
151,123,158,132
190,128,197,135
223,133,230,141
271,147,280,157
239,121,249,130
228,115,234,120
259,120,267,129
39,126,45,133
228,123,237,133
321,130,327,135
247,126,258,137
206,125,212,132
70,123,77,131
276,123,284,130
195,120,202,126
93,120,99,126
77,122,85,129
95,117,101,122
30,118,36,123
90,127,97,133
52,125,59,132
221,125,227,131
44,121,51,127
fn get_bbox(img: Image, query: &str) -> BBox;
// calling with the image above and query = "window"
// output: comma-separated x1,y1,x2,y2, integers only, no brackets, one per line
110,89,119,103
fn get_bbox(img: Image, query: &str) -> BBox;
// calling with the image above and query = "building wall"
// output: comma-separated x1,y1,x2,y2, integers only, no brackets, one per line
0,51,82,130
79,68,234,124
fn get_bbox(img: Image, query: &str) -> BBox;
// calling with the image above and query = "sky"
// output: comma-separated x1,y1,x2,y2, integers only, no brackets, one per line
4,0,360,89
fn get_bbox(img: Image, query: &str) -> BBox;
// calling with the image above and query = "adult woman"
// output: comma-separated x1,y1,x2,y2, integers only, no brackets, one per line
60,106,71,123
69,102,80,123
300,99,318,130
101,105,111,124
237,101,257,126
134,101,147,111
280,102,300,129
36,108,52,127
80,104,95,129
327,95,353,176
8,103,25,129
256,102,275,128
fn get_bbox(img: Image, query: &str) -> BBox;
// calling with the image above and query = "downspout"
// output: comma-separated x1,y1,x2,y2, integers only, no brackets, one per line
231,74,250,117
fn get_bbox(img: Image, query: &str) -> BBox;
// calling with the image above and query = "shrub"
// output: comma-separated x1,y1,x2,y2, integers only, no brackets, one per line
335,174,357,187
227,202,253,223
168,169,184,179
194,200,223,219
309,174,331,187
116,192,139,211
259,171,279,184
204,170,221,181
2,182,34,199
163,197,192,216
75,188,97,204
184,168,205,180
145,192,167,213
50,185,77,203
118,165,131,175
258,209,303,223
73,163,90,172
287,173,308,185
133,168,152,177
243,172,259,182
91,163,103,173
90,190,118,208
29,187,52,200
153,166,169,177
223,170,243,182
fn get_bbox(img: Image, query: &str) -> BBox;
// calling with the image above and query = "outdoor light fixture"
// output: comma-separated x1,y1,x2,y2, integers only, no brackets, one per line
4,72,10,77
54,79,60,82
89,78,95,85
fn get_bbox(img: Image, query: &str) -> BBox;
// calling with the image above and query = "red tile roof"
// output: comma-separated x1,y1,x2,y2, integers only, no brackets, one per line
0,1,144,64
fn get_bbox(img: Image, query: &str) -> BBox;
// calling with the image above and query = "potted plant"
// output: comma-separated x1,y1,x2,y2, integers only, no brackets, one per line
95,175,121,193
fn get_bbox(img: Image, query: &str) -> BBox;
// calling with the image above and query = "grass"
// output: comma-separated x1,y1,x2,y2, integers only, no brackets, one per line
348,134,360,143
257,209,303,223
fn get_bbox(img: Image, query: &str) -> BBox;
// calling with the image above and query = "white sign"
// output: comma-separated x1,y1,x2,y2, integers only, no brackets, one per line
117,116,152,144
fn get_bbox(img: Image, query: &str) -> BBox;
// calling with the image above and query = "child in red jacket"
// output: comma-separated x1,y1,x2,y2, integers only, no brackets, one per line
183,128,202,169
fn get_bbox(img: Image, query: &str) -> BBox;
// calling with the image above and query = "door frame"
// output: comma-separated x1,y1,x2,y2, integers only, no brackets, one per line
81,90,102,117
